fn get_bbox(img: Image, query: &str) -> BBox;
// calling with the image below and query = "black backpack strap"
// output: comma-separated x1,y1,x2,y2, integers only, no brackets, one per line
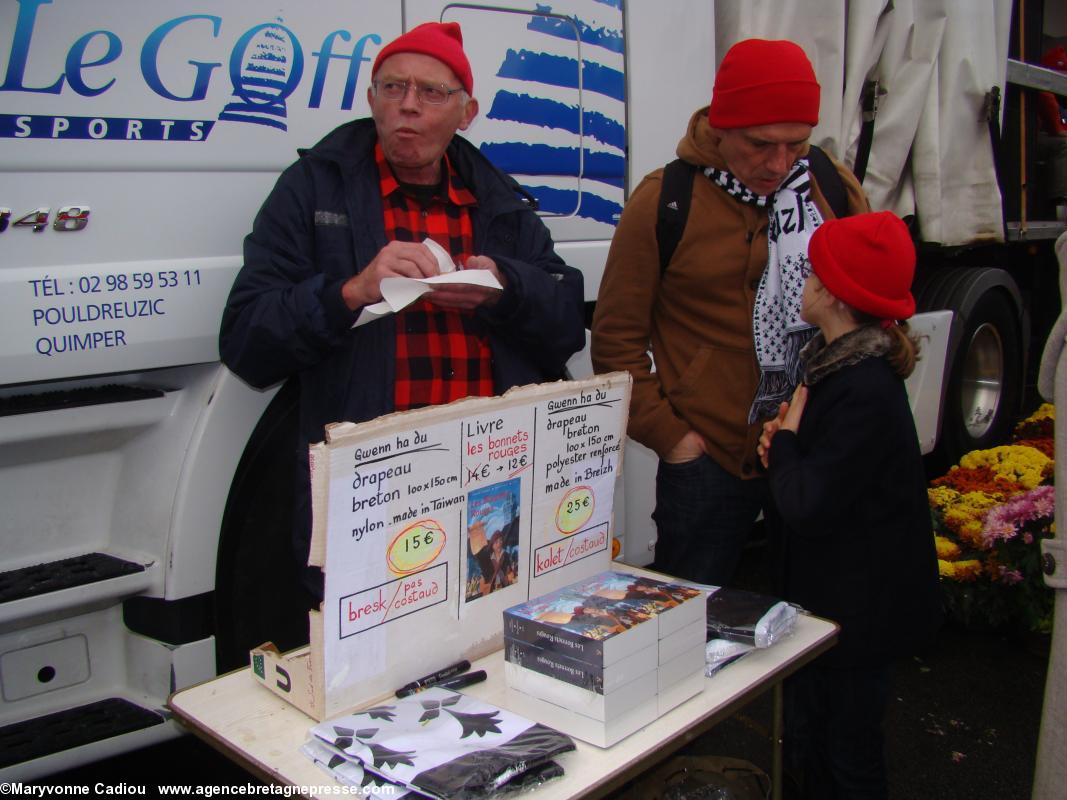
851,78,883,185
656,158,698,275
806,144,849,219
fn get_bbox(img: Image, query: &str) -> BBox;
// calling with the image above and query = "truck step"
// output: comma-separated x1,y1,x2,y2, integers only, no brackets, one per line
0,385,165,417
0,698,166,768
0,553,146,604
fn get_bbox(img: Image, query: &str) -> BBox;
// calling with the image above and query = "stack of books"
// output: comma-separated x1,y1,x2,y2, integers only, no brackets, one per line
502,571,705,747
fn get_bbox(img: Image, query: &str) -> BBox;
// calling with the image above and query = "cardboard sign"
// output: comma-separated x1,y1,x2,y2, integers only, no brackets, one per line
252,373,631,719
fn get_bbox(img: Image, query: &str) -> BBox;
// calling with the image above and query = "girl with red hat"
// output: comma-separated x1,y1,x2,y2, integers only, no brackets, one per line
758,211,942,799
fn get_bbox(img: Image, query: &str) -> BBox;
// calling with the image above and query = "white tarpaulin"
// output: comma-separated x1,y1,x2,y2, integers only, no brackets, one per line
714,0,1011,245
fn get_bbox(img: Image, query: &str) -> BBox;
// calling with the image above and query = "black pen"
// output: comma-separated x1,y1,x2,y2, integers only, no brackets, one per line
433,669,487,693
395,659,472,698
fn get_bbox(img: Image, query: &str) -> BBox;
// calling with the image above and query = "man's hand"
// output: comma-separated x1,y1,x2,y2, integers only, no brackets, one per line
341,241,441,310
427,255,506,310
663,429,707,464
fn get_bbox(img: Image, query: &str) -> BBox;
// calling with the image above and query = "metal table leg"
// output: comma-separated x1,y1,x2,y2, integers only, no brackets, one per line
772,681,784,800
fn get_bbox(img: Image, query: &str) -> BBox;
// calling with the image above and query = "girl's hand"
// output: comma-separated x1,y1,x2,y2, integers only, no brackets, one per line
781,384,809,432
757,401,788,468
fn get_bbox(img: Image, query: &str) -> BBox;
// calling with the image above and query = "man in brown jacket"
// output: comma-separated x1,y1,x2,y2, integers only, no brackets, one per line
591,39,869,585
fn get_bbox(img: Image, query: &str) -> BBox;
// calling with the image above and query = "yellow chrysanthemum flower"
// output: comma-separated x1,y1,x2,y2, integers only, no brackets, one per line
928,486,959,510
940,491,1001,547
1024,403,1055,424
935,535,961,560
959,446,1051,490
938,559,982,581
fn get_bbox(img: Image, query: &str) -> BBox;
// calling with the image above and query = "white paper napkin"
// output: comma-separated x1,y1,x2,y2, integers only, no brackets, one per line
353,239,502,327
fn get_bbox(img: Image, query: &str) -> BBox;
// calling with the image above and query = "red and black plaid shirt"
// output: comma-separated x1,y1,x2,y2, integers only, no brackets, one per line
376,143,495,411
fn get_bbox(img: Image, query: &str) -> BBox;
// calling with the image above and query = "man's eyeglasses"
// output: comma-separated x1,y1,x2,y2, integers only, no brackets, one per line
372,80,464,105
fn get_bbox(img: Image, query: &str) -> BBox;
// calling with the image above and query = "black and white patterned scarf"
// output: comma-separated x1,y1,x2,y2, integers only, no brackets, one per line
704,160,825,423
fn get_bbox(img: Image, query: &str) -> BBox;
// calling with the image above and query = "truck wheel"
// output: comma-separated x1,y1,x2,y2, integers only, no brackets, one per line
921,268,1024,469
214,379,312,673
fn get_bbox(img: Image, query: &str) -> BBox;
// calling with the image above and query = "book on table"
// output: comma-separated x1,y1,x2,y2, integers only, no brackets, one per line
501,570,707,747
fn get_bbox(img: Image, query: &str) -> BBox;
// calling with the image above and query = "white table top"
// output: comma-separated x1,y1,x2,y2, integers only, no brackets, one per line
169,612,836,799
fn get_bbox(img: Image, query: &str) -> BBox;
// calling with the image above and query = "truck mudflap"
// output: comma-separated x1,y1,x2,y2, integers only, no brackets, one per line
915,266,1025,468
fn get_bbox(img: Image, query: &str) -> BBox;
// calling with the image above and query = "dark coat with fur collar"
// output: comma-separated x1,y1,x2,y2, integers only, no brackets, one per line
768,327,942,667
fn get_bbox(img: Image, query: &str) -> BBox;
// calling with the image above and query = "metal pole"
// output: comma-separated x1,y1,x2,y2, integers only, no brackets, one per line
1033,231,1067,799
772,681,784,800
1018,0,1028,235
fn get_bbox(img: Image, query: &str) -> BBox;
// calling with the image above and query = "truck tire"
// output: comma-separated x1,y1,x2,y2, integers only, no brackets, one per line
917,267,1024,470
213,379,313,673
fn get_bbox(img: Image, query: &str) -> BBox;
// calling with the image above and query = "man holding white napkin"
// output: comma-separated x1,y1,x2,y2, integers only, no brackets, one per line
220,21,584,599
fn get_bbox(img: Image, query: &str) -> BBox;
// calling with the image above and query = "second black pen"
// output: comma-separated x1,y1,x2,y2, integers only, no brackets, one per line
395,659,472,698
432,670,487,693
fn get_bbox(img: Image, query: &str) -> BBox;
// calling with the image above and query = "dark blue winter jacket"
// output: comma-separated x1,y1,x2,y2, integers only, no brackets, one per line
219,118,585,590
221,117,585,441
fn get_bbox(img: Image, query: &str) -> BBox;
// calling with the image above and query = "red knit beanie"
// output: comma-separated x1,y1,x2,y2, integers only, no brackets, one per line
372,22,473,95
708,39,820,128
1043,46,1067,72
808,211,917,321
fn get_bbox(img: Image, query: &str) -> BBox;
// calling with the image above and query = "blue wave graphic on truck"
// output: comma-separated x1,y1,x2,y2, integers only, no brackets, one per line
526,2,624,53
478,4,625,226
487,92,624,151
218,22,304,129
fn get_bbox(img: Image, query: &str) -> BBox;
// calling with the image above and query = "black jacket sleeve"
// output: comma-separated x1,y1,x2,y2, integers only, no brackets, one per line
218,162,357,389
478,206,585,377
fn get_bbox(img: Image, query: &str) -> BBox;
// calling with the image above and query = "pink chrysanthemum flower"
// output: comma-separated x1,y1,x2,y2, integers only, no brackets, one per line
979,485,1055,549
996,566,1024,585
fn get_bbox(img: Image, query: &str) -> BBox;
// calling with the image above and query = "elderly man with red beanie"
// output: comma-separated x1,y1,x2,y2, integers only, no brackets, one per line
592,39,869,587
220,22,584,601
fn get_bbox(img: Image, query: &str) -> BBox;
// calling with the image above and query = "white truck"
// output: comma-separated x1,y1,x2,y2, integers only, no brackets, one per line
0,0,1063,780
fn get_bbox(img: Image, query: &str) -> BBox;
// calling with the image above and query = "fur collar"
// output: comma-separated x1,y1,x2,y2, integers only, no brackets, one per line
800,325,892,385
